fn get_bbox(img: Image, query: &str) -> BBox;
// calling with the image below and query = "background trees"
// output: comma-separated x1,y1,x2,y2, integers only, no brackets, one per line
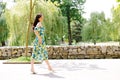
81,12,113,44
5,0,67,46
50,0,86,45
0,2,9,46
0,0,120,46
112,0,120,44
116,0,120,2
80,0,120,45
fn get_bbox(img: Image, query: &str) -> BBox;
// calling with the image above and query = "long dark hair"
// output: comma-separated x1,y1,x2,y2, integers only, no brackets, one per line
33,13,42,30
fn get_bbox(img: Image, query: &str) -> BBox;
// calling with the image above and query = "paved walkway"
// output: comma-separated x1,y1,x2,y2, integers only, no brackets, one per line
0,59,120,80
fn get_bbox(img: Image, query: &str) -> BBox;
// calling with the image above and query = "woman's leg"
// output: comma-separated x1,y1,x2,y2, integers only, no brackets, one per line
31,58,36,73
45,60,53,71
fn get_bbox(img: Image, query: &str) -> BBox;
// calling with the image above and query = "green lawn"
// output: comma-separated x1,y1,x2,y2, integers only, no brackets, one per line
8,56,40,62
8,56,31,62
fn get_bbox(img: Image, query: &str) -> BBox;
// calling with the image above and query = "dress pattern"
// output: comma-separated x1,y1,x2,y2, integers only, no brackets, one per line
31,26,48,61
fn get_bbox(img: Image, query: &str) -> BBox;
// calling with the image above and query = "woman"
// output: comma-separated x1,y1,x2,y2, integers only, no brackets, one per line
31,13,53,74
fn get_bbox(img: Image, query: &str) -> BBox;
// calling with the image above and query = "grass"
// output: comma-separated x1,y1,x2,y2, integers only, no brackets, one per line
8,56,31,62
3,56,41,64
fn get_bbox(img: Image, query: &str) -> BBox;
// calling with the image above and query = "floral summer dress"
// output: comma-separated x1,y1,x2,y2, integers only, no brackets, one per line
31,25,48,61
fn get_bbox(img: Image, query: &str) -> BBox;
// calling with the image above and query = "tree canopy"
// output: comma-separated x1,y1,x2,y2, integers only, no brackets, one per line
81,12,114,44
5,0,67,46
0,2,9,46
50,0,86,44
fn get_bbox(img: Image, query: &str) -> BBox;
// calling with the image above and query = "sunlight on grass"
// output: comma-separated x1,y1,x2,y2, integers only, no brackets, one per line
8,56,38,62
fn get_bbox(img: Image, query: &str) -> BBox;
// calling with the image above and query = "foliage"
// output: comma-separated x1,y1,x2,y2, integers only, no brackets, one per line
8,56,39,62
81,12,114,44
9,56,31,62
116,0,120,2
72,21,82,43
5,0,67,46
50,0,86,44
5,1,29,46
112,4,120,41
0,2,9,46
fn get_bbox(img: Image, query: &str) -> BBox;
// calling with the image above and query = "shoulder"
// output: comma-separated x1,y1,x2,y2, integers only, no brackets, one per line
36,22,42,27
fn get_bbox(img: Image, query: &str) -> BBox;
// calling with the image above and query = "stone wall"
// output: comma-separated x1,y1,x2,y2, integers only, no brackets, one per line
0,46,120,59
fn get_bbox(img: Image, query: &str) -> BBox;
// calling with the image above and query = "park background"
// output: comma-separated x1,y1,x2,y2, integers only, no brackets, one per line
0,0,120,46
0,1,120,80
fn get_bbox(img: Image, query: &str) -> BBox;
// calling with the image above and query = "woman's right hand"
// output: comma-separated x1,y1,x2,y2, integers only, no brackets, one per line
38,37,42,44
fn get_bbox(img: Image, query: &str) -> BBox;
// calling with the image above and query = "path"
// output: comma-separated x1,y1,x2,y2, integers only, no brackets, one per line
0,59,120,80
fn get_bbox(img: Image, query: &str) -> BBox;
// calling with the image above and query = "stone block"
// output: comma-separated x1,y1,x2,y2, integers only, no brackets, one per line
0,50,2,56
78,50,86,54
101,46,107,54
76,55,85,59
112,46,119,52
77,48,81,53
2,52,7,57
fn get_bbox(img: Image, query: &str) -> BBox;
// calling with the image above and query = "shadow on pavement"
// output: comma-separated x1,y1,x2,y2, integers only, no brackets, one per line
67,63,106,71
52,62,106,71
35,72,64,78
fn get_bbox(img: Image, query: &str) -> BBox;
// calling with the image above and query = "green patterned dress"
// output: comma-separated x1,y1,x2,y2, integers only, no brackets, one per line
31,26,48,61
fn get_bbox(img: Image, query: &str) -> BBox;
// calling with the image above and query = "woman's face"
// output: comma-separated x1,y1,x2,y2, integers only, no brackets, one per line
39,16,43,22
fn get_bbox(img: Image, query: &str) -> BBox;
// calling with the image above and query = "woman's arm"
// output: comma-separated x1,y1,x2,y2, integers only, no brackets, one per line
34,30,42,44
34,30,41,38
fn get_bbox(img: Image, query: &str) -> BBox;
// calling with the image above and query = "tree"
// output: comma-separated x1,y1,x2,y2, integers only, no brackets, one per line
50,0,86,45
81,12,113,44
25,0,34,58
100,18,113,41
112,3,120,43
0,2,9,46
72,21,82,43
5,0,67,46
116,0,120,2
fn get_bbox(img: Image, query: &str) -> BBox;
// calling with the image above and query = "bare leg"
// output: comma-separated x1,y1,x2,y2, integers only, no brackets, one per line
31,58,36,74
45,60,53,71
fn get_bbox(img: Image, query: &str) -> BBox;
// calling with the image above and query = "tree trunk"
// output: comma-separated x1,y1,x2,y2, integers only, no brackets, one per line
1,41,5,46
93,39,96,45
25,0,33,58
66,5,72,45
61,37,64,44
93,25,96,45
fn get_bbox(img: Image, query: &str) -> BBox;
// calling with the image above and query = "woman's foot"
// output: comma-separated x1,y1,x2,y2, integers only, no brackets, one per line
48,67,54,72
31,69,36,74
44,60,54,72
32,72,36,74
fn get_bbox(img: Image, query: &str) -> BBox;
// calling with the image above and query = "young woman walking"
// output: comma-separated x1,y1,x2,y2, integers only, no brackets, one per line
31,13,53,74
